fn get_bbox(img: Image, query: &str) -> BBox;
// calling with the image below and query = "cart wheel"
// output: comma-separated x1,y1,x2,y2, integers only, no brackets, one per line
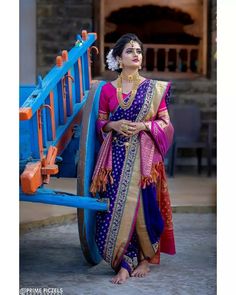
77,80,106,265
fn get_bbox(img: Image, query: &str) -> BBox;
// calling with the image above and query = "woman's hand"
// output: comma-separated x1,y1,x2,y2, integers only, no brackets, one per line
130,122,148,135
103,120,147,137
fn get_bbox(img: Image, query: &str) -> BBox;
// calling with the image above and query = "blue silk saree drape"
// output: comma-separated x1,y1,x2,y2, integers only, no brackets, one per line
91,79,176,274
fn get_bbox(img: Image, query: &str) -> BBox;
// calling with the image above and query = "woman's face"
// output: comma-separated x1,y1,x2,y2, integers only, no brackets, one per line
119,41,143,70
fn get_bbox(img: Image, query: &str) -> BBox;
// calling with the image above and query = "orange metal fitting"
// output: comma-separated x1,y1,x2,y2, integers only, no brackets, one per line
82,30,88,41
62,50,68,61
19,107,33,120
90,46,99,55
56,56,63,67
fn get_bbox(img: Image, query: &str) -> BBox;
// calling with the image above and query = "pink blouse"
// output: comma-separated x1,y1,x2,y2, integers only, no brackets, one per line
98,81,167,115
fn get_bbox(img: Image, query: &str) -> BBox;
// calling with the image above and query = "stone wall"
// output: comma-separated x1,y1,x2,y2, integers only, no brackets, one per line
36,0,93,76
210,0,217,79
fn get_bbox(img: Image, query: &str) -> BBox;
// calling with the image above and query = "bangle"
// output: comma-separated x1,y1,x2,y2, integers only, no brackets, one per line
142,122,148,131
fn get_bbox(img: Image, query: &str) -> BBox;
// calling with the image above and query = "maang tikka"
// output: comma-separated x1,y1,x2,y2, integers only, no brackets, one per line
130,40,135,47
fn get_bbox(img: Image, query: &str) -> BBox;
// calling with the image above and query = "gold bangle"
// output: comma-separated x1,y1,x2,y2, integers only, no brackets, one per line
142,122,148,131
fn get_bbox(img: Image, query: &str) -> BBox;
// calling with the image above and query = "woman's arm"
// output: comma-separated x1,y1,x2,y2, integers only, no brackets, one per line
97,86,139,139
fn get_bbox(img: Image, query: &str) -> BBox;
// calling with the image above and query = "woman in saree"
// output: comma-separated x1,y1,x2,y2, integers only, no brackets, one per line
90,33,176,284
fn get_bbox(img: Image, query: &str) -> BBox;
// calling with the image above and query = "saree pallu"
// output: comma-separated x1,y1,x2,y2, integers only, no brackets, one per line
90,79,176,274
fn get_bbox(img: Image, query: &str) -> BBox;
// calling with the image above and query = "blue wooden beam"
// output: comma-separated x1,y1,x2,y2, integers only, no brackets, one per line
20,33,96,118
20,188,109,211
51,98,86,149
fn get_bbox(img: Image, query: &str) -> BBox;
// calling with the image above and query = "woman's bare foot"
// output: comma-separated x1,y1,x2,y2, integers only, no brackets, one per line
111,267,130,284
131,260,150,277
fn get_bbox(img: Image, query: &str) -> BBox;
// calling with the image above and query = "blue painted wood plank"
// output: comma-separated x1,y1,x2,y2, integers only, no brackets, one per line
20,85,36,159
82,51,90,90
81,54,86,93
57,80,66,125
45,98,86,156
52,86,59,128
20,188,109,211
20,85,35,106
64,76,70,116
70,66,77,107
20,119,32,160
20,34,96,117
45,95,54,141
64,74,72,116
41,107,48,148
29,113,41,159
21,89,87,161
73,62,81,103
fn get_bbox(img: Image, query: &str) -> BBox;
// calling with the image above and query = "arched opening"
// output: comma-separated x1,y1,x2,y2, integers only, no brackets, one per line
104,5,201,76
105,5,200,45
95,0,208,78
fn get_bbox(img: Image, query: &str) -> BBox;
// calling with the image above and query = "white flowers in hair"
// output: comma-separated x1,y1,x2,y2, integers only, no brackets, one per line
106,49,119,71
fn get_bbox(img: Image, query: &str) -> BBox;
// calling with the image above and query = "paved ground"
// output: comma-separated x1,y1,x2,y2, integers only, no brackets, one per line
20,213,216,295
20,174,216,224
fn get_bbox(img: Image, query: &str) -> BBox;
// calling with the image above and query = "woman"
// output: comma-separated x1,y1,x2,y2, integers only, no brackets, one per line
90,33,176,284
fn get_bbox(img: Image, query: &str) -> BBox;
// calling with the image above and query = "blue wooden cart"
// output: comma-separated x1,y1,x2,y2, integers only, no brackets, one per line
20,31,108,265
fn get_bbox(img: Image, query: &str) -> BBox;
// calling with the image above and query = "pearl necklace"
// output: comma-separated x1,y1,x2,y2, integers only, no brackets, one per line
116,72,141,110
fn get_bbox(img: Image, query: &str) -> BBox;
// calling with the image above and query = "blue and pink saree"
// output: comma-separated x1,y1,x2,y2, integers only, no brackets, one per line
90,79,176,275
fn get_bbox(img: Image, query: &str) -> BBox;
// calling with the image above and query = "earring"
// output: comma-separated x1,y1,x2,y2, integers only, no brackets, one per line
119,61,123,69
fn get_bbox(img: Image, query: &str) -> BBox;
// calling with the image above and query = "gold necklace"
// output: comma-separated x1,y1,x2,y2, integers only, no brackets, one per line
116,72,141,110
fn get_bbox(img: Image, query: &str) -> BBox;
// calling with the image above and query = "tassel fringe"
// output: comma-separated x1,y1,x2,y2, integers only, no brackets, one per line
90,168,114,196
91,162,164,195
140,163,162,189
